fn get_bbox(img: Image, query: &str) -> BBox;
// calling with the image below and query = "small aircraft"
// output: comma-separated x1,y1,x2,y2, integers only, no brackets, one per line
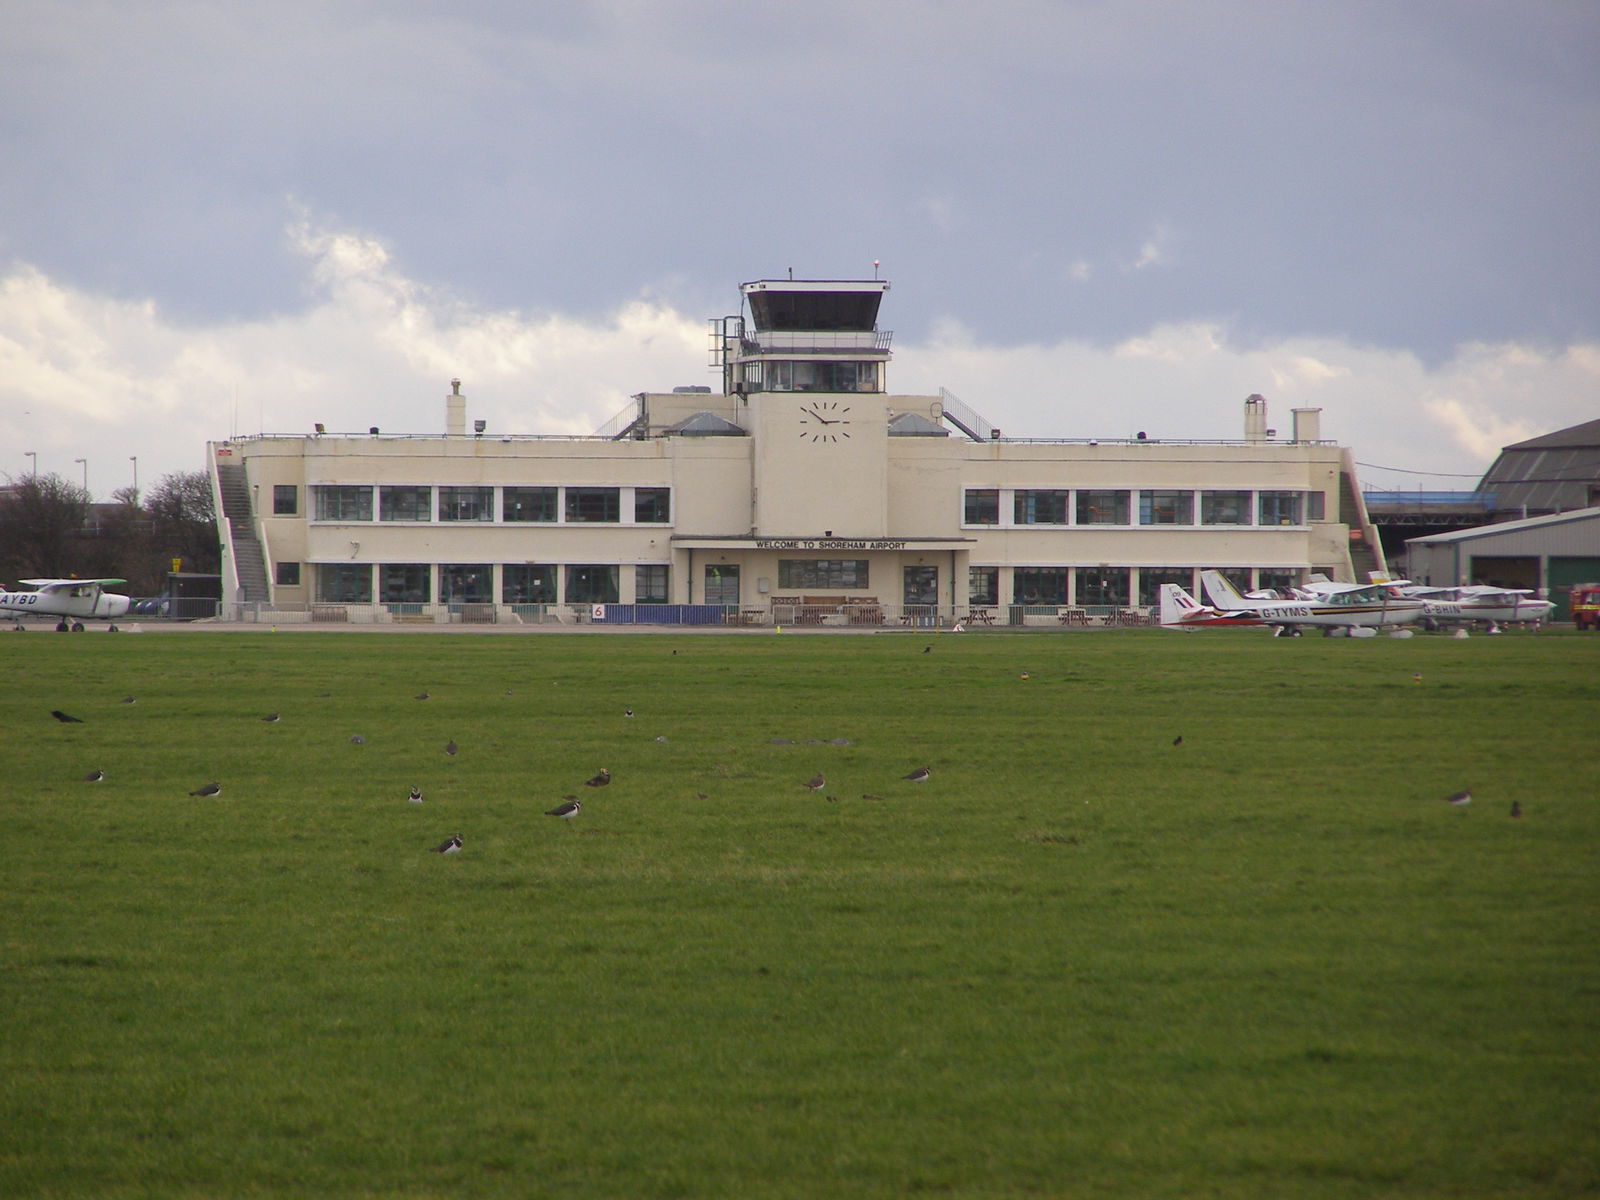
1399,585,1554,631
1157,583,1268,630
1,578,132,627
1199,570,1425,637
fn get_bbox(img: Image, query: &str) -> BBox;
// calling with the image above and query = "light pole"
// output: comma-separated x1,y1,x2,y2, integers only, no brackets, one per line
74,457,88,498
130,456,139,502
25,451,36,477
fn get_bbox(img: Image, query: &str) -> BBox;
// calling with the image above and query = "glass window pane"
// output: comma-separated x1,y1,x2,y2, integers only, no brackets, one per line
1076,490,1129,524
380,563,430,604
635,564,669,602
1014,489,1068,524
315,563,371,603
313,486,372,521
1139,491,1193,525
503,487,557,522
439,564,492,603
380,486,432,521
968,566,998,605
634,488,671,523
272,485,297,515
565,487,620,523
964,489,999,525
902,565,938,606
275,561,300,586
438,487,494,522
502,564,556,603
1201,491,1251,524
1012,567,1067,605
777,560,870,589
565,564,619,604
1075,568,1130,606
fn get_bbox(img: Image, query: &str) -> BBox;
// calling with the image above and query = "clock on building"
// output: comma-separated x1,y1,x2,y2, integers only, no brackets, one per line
798,401,852,443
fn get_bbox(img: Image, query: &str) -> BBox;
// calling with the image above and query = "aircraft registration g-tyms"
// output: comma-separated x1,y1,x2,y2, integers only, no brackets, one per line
1157,570,1426,637
1,578,132,627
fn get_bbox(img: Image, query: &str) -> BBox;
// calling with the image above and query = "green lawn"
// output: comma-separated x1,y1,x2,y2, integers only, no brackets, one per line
3,628,1597,1198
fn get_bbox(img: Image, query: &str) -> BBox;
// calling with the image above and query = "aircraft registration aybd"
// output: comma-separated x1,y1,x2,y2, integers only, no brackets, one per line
1,578,132,624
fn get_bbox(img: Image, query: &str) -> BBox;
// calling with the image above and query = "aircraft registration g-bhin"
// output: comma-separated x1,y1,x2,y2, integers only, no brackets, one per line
1396,584,1554,631
1,578,132,626
1196,569,1426,637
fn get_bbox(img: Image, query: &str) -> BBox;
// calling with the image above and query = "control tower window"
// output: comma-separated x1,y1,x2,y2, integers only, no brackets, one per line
762,361,878,393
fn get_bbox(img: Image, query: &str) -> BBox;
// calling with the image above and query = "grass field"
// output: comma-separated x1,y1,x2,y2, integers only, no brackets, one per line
3,627,1597,1198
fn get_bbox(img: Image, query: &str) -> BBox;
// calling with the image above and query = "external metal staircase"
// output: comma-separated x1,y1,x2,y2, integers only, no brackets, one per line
215,463,270,603
1337,450,1387,580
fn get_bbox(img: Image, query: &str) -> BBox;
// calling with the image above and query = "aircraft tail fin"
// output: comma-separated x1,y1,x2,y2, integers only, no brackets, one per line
1200,569,1248,609
1158,583,1206,628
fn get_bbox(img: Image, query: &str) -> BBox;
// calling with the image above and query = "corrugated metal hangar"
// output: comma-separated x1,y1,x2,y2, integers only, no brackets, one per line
1406,506,1600,620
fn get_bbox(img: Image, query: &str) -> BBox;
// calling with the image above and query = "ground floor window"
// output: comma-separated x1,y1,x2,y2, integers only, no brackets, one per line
778,559,869,589
969,566,998,605
275,561,301,587
502,564,556,604
439,564,492,603
1012,567,1068,605
316,563,371,603
566,564,619,604
1076,568,1131,606
636,564,669,603
1138,567,1195,606
1215,567,1253,594
381,563,430,604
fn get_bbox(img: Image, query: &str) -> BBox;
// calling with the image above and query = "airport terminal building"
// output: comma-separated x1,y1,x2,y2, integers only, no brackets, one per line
207,277,1382,625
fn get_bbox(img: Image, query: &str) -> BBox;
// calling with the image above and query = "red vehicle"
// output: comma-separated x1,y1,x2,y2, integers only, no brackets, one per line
1570,583,1600,630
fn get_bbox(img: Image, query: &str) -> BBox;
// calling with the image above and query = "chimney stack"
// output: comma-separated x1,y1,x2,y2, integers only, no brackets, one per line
1244,393,1268,442
446,378,465,436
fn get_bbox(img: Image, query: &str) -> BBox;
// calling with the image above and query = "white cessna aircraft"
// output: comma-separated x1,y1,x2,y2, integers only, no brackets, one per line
1199,569,1425,636
1393,584,1554,631
1,578,132,627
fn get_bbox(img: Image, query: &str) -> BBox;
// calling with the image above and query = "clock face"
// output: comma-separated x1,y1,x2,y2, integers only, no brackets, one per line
798,400,852,443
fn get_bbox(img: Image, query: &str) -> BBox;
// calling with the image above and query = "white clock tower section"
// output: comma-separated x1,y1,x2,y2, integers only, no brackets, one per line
717,278,893,538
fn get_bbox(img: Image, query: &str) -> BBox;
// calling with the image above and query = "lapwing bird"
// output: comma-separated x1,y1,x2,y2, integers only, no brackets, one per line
120,696,136,704
188,782,222,797
261,712,280,723
1411,672,1423,685
445,740,459,757
546,798,581,820
407,786,424,804
923,646,931,654
584,768,611,788
804,773,825,791
349,734,366,745
415,691,430,700
1172,735,1184,747
624,708,634,718
1510,801,1523,819
430,834,463,854
84,768,105,782
50,710,84,723
903,767,931,783
1445,789,1472,808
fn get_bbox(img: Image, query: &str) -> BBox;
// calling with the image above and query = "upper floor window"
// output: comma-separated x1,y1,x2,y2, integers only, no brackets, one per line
438,487,494,522
964,489,999,525
1258,491,1304,525
313,485,372,522
1014,489,1069,525
380,485,432,522
565,487,620,523
1201,490,1251,525
503,487,558,523
1076,490,1129,525
634,488,671,524
272,484,298,515
1140,490,1193,525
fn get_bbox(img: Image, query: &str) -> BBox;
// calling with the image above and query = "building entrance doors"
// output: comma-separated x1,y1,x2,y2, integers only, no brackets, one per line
705,564,740,607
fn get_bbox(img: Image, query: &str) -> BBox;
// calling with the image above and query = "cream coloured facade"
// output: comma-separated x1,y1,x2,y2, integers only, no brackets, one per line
208,277,1381,625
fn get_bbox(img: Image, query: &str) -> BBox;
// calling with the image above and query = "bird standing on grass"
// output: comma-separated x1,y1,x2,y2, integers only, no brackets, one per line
430,834,462,854
1172,735,1184,747
903,767,931,783
349,734,366,745
546,798,581,820
84,768,105,782
585,768,611,788
445,740,458,757
1510,801,1522,819
51,710,84,723
408,787,424,804
262,712,280,723
1445,789,1472,809
805,773,825,792
415,691,430,700
188,782,222,797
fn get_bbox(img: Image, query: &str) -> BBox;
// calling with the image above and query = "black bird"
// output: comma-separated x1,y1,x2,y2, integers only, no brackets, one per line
584,768,611,788
51,710,84,723
415,691,430,700
804,773,825,791
1172,735,1184,747
624,708,634,718
923,646,931,654
1510,801,1522,819
84,768,105,782
120,696,135,704
349,734,366,745
188,782,222,797
445,740,458,757
903,767,931,783
546,798,581,820
430,834,463,854
1445,789,1472,808
262,712,280,723
408,786,423,804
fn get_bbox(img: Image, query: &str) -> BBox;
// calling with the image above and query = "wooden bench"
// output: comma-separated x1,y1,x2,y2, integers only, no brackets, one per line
799,595,883,624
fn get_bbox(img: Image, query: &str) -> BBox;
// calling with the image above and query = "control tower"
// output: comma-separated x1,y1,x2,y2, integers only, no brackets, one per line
713,278,892,397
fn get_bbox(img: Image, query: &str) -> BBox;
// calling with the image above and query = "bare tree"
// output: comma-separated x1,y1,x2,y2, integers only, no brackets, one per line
146,470,219,574
0,472,91,579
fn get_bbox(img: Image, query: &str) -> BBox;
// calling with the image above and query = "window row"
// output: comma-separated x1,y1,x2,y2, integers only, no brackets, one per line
302,485,671,524
286,562,669,606
963,488,1322,527
967,566,1300,607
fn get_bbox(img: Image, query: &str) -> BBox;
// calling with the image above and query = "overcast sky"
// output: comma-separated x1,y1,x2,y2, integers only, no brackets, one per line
2,1,1596,500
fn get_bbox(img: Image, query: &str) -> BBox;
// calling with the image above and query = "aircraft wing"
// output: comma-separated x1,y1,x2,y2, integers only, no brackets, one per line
19,578,127,591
